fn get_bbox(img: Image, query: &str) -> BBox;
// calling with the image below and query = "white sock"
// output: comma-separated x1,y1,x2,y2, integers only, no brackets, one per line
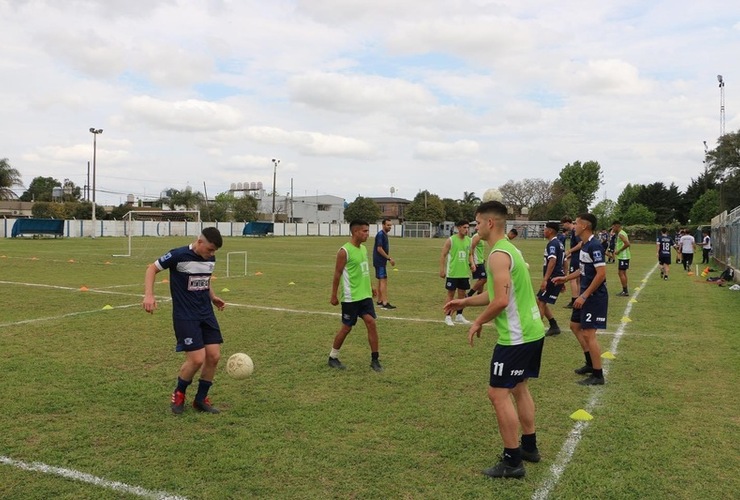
329,348,340,358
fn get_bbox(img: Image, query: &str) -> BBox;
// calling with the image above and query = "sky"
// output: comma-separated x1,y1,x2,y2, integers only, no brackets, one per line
2,0,739,207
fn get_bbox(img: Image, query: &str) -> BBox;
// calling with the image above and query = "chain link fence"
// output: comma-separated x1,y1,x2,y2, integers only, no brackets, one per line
711,205,740,275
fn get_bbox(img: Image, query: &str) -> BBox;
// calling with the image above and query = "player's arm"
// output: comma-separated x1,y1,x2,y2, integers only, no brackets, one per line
567,239,584,258
542,254,556,291
210,285,226,311
469,234,480,266
553,266,580,285
444,288,489,316
142,263,160,313
376,236,394,267
618,233,630,254
330,248,347,306
468,251,511,346
439,239,451,278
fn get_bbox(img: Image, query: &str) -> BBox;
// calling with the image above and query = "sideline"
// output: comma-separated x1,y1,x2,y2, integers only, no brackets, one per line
532,265,658,500
0,455,187,500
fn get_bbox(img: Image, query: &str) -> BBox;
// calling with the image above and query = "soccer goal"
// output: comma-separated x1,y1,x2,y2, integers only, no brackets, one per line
402,221,433,238
114,210,201,257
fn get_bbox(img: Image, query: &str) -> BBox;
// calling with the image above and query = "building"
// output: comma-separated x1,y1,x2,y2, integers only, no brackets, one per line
0,200,34,218
370,197,412,223
259,192,345,224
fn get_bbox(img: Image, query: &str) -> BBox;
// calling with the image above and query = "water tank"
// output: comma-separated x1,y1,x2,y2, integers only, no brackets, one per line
257,181,263,190
237,182,243,190
250,182,257,190
51,187,63,199
127,194,135,204
230,183,236,191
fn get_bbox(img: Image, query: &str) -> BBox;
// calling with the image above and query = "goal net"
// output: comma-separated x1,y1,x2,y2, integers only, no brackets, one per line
402,221,433,238
114,210,201,257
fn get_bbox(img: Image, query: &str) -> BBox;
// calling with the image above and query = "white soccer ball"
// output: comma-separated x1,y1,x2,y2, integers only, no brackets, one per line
226,353,254,379
482,188,503,202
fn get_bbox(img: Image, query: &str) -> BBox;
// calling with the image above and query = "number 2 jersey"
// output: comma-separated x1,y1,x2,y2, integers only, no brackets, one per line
155,244,216,320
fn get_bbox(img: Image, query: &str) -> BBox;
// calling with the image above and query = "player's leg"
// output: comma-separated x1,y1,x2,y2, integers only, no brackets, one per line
512,381,539,462
455,285,471,323
444,283,456,325
362,313,383,372
377,277,388,305
329,302,356,369
570,307,592,374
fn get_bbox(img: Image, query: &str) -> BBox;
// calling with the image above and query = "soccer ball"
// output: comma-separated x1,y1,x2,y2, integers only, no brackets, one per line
226,353,254,379
482,188,503,202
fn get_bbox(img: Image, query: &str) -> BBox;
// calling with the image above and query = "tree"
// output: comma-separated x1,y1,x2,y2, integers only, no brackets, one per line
499,178,554,215
615,183,643,218
405,190,446,225
168,187,204,210
621,203,656,226
689,189,720,224
0,158,23,200
232,194,258,221
20,176,60,202
344,196,381,223
705,130,740,211
457,191,480,221
591,199,618,226
557,160,604,212
634,182,682,224
442,198,462,222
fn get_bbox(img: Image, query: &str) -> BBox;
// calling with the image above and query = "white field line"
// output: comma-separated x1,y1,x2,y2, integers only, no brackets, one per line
0,303,146,328
0,280,169,299
0,455,187,500
532,265,658,500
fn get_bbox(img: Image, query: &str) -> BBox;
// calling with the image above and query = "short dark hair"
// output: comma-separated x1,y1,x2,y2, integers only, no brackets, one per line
561,216,572,224
661,227,668,234
350,220,369,230
612,220,622,226
382,218,391,224
578,213,597,230
509,228,518,236
455,219,470,227
476,201,508,219
545,222,559,232
201,227,223,248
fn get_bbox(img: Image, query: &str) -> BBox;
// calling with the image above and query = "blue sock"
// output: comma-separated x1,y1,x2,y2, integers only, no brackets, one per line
195,379,212,402
176,377,192,394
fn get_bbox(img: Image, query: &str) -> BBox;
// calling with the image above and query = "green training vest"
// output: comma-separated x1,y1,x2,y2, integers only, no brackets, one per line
446,235,472,278
340,242,372,302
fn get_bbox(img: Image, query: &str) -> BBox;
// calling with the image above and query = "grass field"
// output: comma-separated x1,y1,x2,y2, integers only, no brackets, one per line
1,234,738,499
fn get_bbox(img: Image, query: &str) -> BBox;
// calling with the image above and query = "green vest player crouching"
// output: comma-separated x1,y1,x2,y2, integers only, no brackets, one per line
329,220,383,372
445,201,545,478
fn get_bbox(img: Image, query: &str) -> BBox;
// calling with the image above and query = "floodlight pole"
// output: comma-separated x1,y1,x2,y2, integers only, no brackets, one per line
271,158,280,222
89,127,103,238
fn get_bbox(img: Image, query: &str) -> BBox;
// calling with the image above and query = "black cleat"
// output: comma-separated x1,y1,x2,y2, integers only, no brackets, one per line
545,326,561,337
328,357,346,370
370,359,384,372
564,301,574,309
482,460,526,478
193,397,220,413
381,303,397,309
520,447,541,463
577,375,605,386
170,390,186,415
617,291,630,297
574,364,594,375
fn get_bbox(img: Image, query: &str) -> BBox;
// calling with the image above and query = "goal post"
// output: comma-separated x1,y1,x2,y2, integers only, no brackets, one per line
114,210,201,257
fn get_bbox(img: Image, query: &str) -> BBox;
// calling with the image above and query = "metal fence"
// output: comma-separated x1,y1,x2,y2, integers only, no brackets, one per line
711,205,740,273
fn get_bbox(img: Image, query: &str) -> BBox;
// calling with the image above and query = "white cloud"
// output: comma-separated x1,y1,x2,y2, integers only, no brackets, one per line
124,96,243,131
414,140,479,160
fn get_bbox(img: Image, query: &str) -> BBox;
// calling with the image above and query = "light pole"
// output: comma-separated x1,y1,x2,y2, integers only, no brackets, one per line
717,75,725,137
271,158,280,222
89,128,103,237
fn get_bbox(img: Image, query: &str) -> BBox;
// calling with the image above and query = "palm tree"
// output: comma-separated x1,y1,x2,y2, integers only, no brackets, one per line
459,191,481,205
0,158,23,200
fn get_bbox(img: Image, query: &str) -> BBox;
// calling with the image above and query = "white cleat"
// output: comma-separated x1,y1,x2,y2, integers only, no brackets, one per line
444,316,455,326
455,314,471,324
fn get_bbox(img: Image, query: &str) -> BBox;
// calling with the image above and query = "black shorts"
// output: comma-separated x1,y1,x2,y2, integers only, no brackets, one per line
537,279,563,304
570,290,608,330
472,264,487,279
445,277,471,291
374,266,388,279
569,259,580,274
173,316,223,352
490,338,544,388
618,259,630,270
341,297,376,326
658,254,671,265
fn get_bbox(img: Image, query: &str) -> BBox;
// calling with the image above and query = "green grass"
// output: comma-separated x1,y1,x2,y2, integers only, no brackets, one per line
0,235,738,499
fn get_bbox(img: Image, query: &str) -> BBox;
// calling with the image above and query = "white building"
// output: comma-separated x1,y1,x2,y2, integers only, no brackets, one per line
259,193,345,224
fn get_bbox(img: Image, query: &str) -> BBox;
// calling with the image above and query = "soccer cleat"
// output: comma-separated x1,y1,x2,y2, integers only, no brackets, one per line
564,301,574,309
370,359,384,372
170,390,186,415
545,326,561,337
577,375,605,386
445,316,455,326
328,357,346,369
193,397,220,413
574,364,593,375
617,291,629,297
455,314,471,324
664,276,668,280
520,447,541,463
482,460,526,479
382,303,397,309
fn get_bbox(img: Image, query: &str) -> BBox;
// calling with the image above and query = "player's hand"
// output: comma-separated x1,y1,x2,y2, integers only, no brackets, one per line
468,323,483,346
444,299,463,315
330,295,339,306
540,280,547,292
212,296,226,311
551,276,565,285
372,288,377,297
142,296,157,314
573,295,585,309
439,270,446,278
389,258,396,267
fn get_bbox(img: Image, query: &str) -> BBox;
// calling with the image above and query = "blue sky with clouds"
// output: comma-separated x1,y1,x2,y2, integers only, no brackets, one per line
2,0,739,206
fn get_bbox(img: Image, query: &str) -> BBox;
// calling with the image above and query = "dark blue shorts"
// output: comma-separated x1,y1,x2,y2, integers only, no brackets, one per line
489,338,544,388
374,266,388,279
658,254,671,265
537,279,563,304
445,277,471,291
472,264,487,279
173,316,223,352
341,297,376,326
570,290,608,329
569,258,580,274
618,259,630,270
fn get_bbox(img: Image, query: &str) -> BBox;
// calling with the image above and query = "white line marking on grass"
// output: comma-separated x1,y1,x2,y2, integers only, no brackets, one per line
0,303,151,329
0,455,187,499
227,302,443,324
532,265,658,500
